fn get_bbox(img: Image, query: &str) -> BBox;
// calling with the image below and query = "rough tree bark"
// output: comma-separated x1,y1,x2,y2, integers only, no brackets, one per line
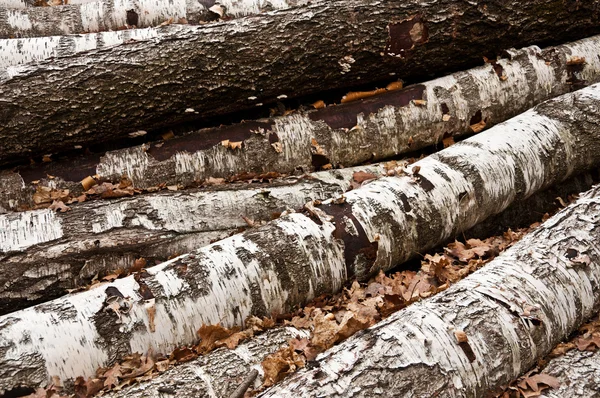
0,163,596,316
2,84,600,392
539,350,600,398
0,0,306,39
102,326,309,398
259,184,600,398
3,34,600,212
0,164,387,314
2,0,600,165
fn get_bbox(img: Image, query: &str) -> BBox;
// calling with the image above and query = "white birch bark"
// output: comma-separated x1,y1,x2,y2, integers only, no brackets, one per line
260,184,600,397
2,0,600,166
0,0,305,38
0,164,387,314
540,349,600,398
3,34,600,212
3,84,600,392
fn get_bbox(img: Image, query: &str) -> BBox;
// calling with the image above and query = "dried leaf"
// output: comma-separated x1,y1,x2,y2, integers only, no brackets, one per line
470,120,487,133
81,176,97,191
196,324,239,354
261,346,305,387
352,171,378,184
311,100,326,109
49,200,70,212
454,330,468,343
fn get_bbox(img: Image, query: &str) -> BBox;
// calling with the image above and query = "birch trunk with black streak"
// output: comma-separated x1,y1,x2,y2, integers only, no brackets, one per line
259,185,600,398
0,164,388,314
0,0,306,38
3,35,600,213
539,350,600,398
2,0,600,165
2,85,600,392
1,162,596,316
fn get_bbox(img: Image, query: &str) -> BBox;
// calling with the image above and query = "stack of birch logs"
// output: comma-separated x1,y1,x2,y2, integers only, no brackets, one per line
2,0,600,396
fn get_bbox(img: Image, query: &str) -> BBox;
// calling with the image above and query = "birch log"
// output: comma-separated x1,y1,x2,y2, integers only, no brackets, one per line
0,164,387,314
2,0,600,165
0,0,306,38
539,350,600,398
4,34,600,213
2,84,600,392
1,164,595,316
260,186,600,398
103,327,309,398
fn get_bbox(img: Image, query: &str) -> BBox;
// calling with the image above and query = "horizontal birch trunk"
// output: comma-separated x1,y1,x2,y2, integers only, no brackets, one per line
2,0,600,165
1,162,595,316
540,349,600,398
0,0,96,7
2,84,600,392
0,164,387,314
259,184,600,397
3,34,600,213
103,326,309,398
0,0,305,39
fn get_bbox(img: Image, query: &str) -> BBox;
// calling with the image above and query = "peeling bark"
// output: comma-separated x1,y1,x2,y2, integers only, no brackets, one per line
2,85,600,391
260,184,600,398
4,34,600,212
539,350,600,398
0,164,387,314
2,0,600,165
0,0,305,39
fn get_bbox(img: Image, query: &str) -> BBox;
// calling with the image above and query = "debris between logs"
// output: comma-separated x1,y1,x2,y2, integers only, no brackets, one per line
3,0,600,164
259,183,600,397
3,33,600,212
2,83,600,392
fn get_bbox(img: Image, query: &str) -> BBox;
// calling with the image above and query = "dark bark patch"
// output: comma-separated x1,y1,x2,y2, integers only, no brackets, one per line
17,154,101,184
134,273,155,300
566,61,586,91
318,201,378,279
126,10,139,27
385,16,429,57
417,175,435,192
308,85,426,130
311,154,331,169
146,121,273,161
458,341,476,362
440,103,449,115
492,63,505,79
469,110,483,125
398,192,412,212
268,132,280,144
104,286,124,300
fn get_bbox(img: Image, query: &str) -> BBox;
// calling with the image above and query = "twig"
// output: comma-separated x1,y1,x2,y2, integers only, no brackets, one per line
229,369,259,398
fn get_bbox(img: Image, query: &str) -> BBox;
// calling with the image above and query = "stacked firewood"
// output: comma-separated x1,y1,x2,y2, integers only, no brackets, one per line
1,1,600,397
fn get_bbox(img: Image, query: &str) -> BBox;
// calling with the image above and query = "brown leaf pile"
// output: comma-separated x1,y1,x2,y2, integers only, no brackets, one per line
548,313,600,358
497,370,560,398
